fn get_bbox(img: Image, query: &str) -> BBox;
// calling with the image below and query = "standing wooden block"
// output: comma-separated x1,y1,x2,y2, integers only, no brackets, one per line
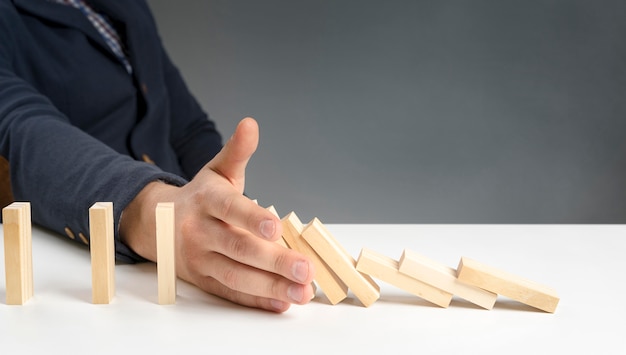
16,202,33,300
281,212,347,304
89,202,115,304
301,218,380,307
3,202,33,305
398,249,497,309
156,202,176,305
456,256,560,313
356,248,453,308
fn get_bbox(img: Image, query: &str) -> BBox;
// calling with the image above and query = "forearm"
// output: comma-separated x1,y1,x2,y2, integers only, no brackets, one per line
0,68,186,262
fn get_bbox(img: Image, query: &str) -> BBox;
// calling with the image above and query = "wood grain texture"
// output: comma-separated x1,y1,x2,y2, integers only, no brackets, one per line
456,256,559,313
357,248,453,307
301,218,379,307
3,202,32,305
281,212,347,304
89,202,115,304
156,202,176,305
398,249,496,309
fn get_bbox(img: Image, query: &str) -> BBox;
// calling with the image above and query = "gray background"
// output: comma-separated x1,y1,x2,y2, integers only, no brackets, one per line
147,0,626,224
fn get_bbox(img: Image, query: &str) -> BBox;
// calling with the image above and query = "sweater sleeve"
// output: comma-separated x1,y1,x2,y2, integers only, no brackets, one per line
0,47,186,264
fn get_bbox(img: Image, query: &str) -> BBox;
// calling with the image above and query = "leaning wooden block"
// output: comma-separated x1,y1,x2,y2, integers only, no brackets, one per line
302,218,380,307
89,202,115,304
3,202,33,305
456,256,560,313
268,207,318,296
266,205,289,248
356,248,453,307
398,249,496,309
156,202,176,305
282,212,347,304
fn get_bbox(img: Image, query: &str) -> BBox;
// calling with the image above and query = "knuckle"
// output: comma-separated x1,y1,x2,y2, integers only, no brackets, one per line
218,193,236,220
179,215,198,238
272,252,290,273
177,217,213,276
190,186,208,207
268,278,283,298
221,268,239,290
226,235,250,260
178,218,201,258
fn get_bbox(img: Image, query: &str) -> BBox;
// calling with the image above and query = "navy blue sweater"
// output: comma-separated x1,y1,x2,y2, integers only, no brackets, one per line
0,0,223,262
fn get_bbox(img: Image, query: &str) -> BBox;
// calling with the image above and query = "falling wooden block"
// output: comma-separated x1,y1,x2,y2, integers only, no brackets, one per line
267,206,317,297
281,212,347,304
356,248,453,307
266,205,289,248
301,218,380,307
89,202,115,304
3,202,33,305
398,249,497,309
156,202,176,305
456,256,560,313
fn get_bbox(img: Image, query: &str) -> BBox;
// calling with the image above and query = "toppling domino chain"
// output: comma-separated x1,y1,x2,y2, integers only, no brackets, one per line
2,201,559,313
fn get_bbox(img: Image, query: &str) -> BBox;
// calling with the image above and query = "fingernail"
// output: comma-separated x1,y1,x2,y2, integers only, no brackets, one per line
292,260,309,283
260,219,275,239
288,285,304,303
270,299,288,311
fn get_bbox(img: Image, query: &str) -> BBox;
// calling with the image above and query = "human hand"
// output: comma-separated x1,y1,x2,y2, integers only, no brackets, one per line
120,117,315,312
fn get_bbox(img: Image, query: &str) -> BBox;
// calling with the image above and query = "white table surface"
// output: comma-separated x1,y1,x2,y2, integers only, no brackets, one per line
1,224,624,354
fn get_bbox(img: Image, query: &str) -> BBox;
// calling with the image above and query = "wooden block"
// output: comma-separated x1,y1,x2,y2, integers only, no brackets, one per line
156,202,176,305
89,202,115,304
266,205,289,248
356,248,453,307
268,207,318,296
301,218,380,307
456,256,560,313
15,202,33,299
398,249,496,309
3,202,33,305
12,202,33,300
281,212,347,304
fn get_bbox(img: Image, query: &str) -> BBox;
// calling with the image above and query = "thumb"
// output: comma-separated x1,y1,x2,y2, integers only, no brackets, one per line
208,117,259,184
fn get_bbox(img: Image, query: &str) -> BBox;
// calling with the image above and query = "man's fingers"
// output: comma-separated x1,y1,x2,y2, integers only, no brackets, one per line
206,188,282,241
202,221,314,285
199,117,278,240
196,276,292,313
208,117,259,184
199,252,314,305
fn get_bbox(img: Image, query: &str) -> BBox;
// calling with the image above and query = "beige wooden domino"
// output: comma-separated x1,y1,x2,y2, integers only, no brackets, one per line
267,206,318,296
3,202,33,305
301,218,380,307
456,256,559,313
266,205,289,248
398,249,497,309
11,202,33,300
15,202,33,300
282,212,347,304
356,248,453,307
89,202,115,304
156,202,176,305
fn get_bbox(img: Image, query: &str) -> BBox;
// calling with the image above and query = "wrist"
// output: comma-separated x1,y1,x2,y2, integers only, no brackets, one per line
119,180,178,261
